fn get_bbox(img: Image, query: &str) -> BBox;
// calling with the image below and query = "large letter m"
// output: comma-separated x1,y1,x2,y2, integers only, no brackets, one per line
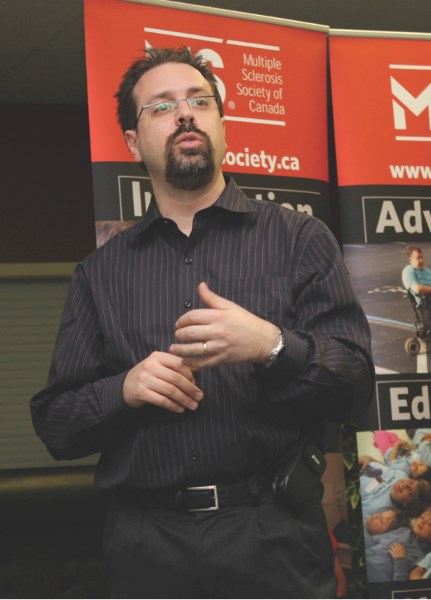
391,76,431,130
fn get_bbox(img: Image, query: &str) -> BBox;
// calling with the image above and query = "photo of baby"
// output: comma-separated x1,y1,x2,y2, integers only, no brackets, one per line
357,428,431,584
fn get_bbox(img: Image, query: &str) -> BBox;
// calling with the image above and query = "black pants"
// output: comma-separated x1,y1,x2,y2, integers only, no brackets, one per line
103,491,336,599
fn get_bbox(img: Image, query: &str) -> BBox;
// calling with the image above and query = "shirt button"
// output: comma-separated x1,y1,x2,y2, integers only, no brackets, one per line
184,300,192,309
185,256,193,265
191,450,199,461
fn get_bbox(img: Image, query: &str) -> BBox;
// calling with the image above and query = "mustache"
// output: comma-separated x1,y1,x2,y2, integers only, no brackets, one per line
168,122,211,145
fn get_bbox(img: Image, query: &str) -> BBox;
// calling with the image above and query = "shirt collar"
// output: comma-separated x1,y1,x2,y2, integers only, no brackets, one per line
126,176,255,240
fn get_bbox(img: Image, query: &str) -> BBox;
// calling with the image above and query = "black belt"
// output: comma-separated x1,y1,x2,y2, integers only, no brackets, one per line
113,475,273,513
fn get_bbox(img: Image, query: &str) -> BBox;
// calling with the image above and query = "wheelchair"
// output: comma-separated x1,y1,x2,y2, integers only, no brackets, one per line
404,289,431,356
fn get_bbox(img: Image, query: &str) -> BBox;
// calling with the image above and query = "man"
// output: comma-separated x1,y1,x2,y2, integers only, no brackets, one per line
402,246,431,335
402,246,431,305
31,47,374,598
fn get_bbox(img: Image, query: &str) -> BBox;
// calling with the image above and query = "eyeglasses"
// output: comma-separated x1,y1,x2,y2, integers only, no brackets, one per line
136,95,217,126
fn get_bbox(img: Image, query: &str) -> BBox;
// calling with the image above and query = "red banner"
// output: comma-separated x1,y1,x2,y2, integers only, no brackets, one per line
85,0,328,181
330,33,431,187
84,0,331,231
331,31,431,599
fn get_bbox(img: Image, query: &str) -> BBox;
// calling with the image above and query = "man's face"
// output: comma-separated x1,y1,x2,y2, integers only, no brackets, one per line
410,250,424,270
390,478,420,505
366,510,397,535
125,62,226,191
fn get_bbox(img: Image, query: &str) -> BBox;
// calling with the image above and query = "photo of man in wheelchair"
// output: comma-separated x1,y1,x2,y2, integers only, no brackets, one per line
402,246,431,356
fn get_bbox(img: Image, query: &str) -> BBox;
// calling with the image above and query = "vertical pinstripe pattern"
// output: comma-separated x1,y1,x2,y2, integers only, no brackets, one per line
31,178,374,491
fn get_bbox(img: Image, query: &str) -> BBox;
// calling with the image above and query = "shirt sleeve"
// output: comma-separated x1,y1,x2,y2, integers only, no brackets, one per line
417,441,431,466
402,265,418,291
417,552,431,570
30,264,133,460
252,217,374,423
392,556,409,581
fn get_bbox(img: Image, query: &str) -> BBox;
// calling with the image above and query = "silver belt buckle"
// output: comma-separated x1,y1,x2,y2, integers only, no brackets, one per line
186,485,219,512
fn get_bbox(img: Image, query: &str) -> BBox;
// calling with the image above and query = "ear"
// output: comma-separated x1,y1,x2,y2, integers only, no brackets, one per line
221,117,227,149
124,129,142,163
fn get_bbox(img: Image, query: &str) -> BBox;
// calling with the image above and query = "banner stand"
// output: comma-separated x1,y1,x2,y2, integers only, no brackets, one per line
331,28,431,598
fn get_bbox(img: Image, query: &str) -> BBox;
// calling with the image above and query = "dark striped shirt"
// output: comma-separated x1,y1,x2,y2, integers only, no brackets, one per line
31,177,374,491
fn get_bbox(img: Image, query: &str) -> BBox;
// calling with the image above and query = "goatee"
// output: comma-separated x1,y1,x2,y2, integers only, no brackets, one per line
165,123,215,191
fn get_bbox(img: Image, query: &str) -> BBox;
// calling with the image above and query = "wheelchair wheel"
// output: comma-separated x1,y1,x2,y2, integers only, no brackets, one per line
405,337,421,356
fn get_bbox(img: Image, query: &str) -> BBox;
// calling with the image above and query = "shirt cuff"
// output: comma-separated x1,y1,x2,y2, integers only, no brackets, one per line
99,370,130,418
251,326,310,385
393,556,408,581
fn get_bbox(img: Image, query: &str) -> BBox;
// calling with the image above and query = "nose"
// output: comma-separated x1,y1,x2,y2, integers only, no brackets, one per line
175,98,194,125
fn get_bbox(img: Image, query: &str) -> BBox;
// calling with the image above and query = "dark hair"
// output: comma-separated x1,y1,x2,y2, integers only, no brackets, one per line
115,46,224,132
390,507,410,529
419,467,431,484
406,246,422,259
395,479,431,518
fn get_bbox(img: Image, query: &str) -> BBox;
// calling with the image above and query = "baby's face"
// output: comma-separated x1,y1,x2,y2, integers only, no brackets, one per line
391,479,420,504
366,510,397,535
414,511,431,541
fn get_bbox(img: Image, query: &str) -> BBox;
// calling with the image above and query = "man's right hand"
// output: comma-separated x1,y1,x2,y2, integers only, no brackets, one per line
123,351,203,413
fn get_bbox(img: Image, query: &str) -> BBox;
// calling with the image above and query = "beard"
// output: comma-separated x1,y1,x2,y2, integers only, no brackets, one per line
164,123,215,191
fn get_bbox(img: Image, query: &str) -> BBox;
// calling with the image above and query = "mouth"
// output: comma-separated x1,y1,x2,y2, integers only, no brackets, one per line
395,482,405,493
175,132,203,149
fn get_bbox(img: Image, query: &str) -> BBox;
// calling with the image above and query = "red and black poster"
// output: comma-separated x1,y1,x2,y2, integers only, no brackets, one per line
84,0,330,243
330,30,431,598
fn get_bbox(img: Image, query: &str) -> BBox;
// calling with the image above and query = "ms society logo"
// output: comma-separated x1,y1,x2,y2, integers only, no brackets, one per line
390,64,431,142
144,35,286,127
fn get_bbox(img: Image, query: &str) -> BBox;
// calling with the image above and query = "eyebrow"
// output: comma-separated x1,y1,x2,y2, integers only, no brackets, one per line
145,86,209,105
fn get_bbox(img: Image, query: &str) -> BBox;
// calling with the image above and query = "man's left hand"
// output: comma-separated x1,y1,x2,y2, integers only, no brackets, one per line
170,282,280,368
